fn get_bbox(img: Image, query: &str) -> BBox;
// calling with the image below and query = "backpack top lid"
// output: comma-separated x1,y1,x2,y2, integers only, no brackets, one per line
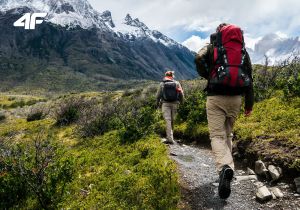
219,24,243,45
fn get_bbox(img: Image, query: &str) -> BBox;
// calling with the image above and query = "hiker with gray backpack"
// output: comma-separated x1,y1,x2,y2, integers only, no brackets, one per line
195,23,254,199
156,71,184,144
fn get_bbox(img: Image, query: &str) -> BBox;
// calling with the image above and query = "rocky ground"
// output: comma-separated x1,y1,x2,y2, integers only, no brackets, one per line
166,140,300,210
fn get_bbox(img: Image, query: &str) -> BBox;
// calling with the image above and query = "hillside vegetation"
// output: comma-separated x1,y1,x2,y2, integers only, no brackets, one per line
0,90,180,209
0,57,299,208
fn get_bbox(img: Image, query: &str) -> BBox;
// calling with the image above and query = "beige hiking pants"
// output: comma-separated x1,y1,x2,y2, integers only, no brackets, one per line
206,95,242,172
162,103,178,142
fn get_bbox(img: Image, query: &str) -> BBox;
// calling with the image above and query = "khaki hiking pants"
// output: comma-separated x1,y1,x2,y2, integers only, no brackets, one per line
162,103,178,142
206,95,242,172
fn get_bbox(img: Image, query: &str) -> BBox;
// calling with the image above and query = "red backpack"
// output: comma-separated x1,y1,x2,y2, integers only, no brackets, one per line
209,25,250,89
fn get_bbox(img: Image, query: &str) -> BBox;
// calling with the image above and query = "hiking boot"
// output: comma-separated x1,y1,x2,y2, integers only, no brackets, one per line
218,165,234,199
163,139,174,145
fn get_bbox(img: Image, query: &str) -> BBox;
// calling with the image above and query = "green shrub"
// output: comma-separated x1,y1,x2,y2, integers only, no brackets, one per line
55,97,90,126
27,110,45,122
235,95,300,143
78,101,121,138
177,90,206,124
9,100,26,108
0,113,5,122
119,106,158,143
60,133,179,209
282,74,300,98
271,56,300,99
8,96,16,101
0,134,74,209
252,55,300,101
25,99,38,106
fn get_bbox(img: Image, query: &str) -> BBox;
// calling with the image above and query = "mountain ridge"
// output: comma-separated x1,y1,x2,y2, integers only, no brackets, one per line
0,0,197,92
248,32,300,64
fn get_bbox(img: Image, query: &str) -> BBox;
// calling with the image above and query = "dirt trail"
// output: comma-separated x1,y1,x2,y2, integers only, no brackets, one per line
167,141,300,210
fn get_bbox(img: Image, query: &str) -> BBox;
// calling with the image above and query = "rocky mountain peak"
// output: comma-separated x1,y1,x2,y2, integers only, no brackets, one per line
247,33,300,64
123,14,148,31
100,10,114,28
54,2,75,14
1,0,184,49
124,14,133,22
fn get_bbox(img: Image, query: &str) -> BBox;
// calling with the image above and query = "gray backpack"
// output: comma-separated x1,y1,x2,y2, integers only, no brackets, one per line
162,80,178,102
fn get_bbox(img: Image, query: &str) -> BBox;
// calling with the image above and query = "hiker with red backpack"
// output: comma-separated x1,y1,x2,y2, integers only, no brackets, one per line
195,23,254,199
156,71,184,144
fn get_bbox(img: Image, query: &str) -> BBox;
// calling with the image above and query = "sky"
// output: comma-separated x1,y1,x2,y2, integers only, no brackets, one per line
89,0,300,52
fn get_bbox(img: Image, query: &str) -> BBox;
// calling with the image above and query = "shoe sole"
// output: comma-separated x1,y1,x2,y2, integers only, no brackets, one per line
218,167,233,199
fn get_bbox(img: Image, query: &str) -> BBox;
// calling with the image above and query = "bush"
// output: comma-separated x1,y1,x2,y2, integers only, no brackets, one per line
282,75,300,98
27,111,44,122
119,106,158,143
8,96,16,101
0,113,6,122
60,133,179,209
55,97,91,126
78,100,121,138
78,89,158,139
9,100,26,108
0,133,74,209
252,55,300,101
25,99,38,106
177,90,206,124
117,92,158,143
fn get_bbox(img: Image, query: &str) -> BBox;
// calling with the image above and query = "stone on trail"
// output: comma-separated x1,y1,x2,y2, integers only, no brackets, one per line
256,186,272,202
253,181,264,188
270,187,284,198
201,163,209,167
236,170,245,175
294,177,300,185
247,167,256,175
271,191,277,199
255,160,268,176
293,177,300,193
235,175,258,182
268,165,282,181
212,182,219,187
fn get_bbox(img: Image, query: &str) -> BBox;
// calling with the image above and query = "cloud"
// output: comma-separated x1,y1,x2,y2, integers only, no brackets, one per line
184,18,225,32
89,0,300,41
182,35,209,52
244,34,263,51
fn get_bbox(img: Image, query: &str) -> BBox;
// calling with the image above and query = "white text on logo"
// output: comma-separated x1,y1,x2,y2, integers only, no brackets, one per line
13,13,47,30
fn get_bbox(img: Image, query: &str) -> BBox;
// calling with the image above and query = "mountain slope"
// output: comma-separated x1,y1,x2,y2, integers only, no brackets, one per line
0,0,197,92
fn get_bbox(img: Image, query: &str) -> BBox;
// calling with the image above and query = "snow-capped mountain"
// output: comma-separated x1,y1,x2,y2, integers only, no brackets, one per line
247,32,300,65
0,0,109,29
0,0,197,91
111,14,178,47
0,0,178,47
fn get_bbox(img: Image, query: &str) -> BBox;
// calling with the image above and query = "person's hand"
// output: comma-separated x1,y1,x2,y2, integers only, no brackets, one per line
244,109,252,117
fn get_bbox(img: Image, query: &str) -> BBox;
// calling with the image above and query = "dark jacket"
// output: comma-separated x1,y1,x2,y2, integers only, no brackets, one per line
195,44,254,111
156,77,184,104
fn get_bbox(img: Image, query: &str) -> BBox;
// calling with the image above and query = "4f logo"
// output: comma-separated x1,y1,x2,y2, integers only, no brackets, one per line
14,13,47,30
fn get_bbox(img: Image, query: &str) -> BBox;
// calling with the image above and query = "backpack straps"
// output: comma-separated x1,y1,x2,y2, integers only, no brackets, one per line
240,36,246,66
215,32,229,67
